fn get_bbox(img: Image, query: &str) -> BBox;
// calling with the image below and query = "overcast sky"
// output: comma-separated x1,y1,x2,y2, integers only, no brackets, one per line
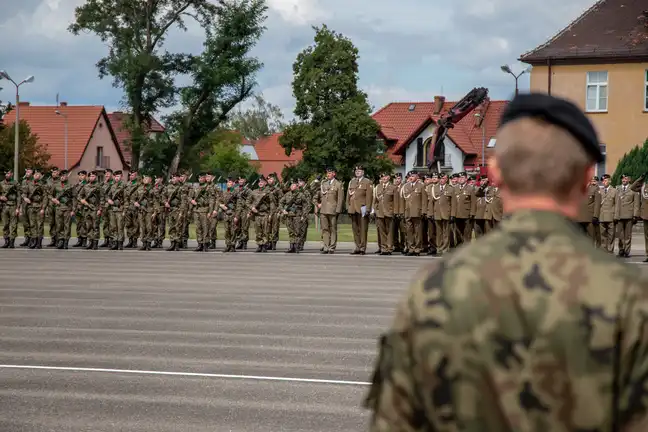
0,0,595,121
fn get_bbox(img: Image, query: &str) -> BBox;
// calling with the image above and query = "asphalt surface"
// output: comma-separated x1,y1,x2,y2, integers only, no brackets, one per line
0,248,427,432
1,237,647,432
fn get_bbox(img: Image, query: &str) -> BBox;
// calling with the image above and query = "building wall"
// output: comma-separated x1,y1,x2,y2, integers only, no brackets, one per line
403,123,465,173
70,115,127,179
529,62,648,175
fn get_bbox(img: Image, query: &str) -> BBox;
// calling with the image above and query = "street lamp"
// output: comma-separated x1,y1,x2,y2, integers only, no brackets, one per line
474,112,486,167
0,70,35,181
55,110,69,170
500,64,531,97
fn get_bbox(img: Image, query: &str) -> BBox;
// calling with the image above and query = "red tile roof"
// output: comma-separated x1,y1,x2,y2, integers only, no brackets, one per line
2,103,126,170
520,0,648,63
372,99,508,165
106,112,165,164
252,132,303,178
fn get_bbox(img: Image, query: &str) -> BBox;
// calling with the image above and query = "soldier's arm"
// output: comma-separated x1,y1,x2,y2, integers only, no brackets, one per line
616,277,648,431
450,191,457,218
634,191,641,218
345,182,351,210
470,188,477,217
420,185,427,216
365,263,450,432
630,177,644,193
336,182,344,214
614,189,620,220
366,180,374,213
475,184,487,197
594,189,602,219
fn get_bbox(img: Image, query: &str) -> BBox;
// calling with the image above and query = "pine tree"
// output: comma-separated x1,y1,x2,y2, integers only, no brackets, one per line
612,139,648,184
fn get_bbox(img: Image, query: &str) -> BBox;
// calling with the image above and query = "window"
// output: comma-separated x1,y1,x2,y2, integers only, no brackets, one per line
586,71,608,112
644,70,648,111
96,146,104,167
487,138,496,148
415,137,424,167
596,144,607,177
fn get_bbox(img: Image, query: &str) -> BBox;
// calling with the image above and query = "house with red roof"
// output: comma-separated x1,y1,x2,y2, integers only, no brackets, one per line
249,132,302,179
373,96,507,176
3,101,129,177
519,0,648,176
106,111,165,168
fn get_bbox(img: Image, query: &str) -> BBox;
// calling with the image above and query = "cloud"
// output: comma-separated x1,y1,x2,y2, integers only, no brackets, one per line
0,0,595,122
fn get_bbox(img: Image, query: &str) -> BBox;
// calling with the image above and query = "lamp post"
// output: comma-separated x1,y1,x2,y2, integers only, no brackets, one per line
0,70,35,181
55,110,68,170
500,65,531,96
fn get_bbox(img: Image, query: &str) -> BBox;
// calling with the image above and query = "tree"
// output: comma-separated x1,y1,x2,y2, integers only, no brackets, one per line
166,0,266,175
199,129,257,180
227,93,285,141
0,84,13,132
0,120,51,173
279,25,393,182
69,0,220,169
612,138,648,184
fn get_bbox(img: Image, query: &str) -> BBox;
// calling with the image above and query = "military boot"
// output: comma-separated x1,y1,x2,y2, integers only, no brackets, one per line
99,237,110,248
139,241,150,251
47,236,57,247
80,237,88,248
57,238,65,249
272,241,277,250
8,238,15,248
28,237,37,249
85,239,94,250
255,244,264,253
1,237,9,248
36,237,43,249
286,243,296,253
165,241,175,251
19,237,29,246
124,237,134,248
63,239,69,249
109,239,119,250
117,241,123,250
72,237,84,247
210,240,216,249
194,243,204,252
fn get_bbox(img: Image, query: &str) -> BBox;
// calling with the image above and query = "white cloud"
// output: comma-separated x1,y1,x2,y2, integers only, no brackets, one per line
0,0,597,122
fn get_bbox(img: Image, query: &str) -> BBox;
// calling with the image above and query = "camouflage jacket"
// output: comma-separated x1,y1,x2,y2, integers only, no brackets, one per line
131,184,153,212
25,179,47,210
77,181,102,212
0,179,19,206
52,181,75,208
365,209,648,432
249,186,272,216
235,185,252,215
106,181,126,211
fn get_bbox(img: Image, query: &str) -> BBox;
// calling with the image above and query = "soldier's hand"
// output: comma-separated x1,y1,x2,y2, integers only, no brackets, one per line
613,219,619,224
16,209,20,216
40,209,44,215
592,216,599,225
70,211,75,216
634,216,641,224
450,216,455,224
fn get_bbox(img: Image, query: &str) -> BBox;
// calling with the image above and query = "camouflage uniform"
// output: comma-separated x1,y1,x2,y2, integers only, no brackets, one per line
132,182,154,250
163,180,183,251
25,176,47,248
365,210,648,431
72,178,87,247
207,180,221,249
106,179,126,250
150,180,166,247
191,180,213,251
52,178,75,249
248,184,273,251
124,179,140,248
77,179,103,250
268,181,283,249
279,186,310,253
218,184,238,252
100,178,114,247
45,173,59,246
19,175,32,246
235,184,252,249
0,176,19,247
296,186,312,250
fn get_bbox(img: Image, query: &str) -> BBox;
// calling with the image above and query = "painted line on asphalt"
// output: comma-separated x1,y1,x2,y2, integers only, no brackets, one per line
0,364,371,386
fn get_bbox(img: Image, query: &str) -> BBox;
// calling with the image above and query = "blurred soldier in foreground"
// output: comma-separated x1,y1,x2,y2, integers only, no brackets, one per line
364,93,648,431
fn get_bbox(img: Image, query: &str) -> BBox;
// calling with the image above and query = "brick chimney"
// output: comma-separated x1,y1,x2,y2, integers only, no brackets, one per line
59,102,67,107
18,101,30,107
433,96,445,114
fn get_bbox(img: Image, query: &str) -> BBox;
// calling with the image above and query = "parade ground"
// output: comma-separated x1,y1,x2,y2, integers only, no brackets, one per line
1,238,647,431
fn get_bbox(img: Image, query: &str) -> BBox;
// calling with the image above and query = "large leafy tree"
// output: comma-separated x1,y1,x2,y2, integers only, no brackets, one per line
199,129,257,179
279,25,393,182
612,138,648,184
226,93,285,141
0,85,12,132
166,0,267,174
0,120,51,173
69,0,219,169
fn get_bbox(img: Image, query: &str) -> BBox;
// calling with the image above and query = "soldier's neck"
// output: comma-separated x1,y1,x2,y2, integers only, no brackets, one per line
503,194,579,220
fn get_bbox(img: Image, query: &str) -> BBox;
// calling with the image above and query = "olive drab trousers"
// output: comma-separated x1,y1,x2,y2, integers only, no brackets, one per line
350,213,369,252
55,206,73,240
1,205,18,239
435,219,450,253
109,209,125,242
406,216,423,253
194,210,209,244
376,216,394,252
254,214,270,245
320,213,338,251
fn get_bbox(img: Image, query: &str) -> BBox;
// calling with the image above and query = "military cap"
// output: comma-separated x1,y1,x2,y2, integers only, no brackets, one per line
60,169,69,175
268,172,277,178
113,170,122,175
78,170,87,175
326,167,336,172
104,168,113,173
290,178,297,184
155,173,164,178
226,176,235,182
500,92,603,163
142,172,152,178
50,167,60,172
602,174,611,179
354,165,364,170
458,171,467,176
33,168,42,174
379,171,390,177
592,175,599,181
394,173,402,178
622,174,631,179
88,170,98,176
198,172,207,177
24,167,33,171
258,175,267,181
297,178,305,183
4,169,13,174
431,172,439,179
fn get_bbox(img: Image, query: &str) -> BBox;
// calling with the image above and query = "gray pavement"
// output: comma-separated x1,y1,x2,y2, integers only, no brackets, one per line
0,250,426,431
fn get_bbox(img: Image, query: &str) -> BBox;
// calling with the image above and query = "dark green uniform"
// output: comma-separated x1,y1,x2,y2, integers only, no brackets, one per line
77,180,103,249
52,179,75,248
163,181,183,250
124,179,140,247
25,177,47,248
191,181,213,251
249,185,273,251
0,177,19,247
106,181,126,249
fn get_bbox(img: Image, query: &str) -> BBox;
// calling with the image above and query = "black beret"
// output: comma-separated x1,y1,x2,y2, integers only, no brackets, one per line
24,167,33,171
198,172,207,177
258,175,267,181
59,169,68,175
592,175,599,181
89,170,97,176
622,174,631,178
354,165,363,170
155,173,164,178
458,172,467,176
4,169,13,174
33,168,42,174
104,168,113,173
326,167,336,172
394,173,402,178
226,177,235,181
78,170,87,175
602,174,611,179
431,172,439,178
114,170,122,175
500,92,603,163
297,178,305,182
50,167,60,172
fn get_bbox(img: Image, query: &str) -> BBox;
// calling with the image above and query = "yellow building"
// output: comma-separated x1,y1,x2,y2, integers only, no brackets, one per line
519,0,648,176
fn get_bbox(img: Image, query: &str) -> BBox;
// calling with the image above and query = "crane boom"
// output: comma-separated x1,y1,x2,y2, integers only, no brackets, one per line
426,87,489,171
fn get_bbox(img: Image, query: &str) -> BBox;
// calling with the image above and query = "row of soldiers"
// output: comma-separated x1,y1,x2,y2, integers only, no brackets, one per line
0,167,314,252
0,165,507,254
577,173,648,261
